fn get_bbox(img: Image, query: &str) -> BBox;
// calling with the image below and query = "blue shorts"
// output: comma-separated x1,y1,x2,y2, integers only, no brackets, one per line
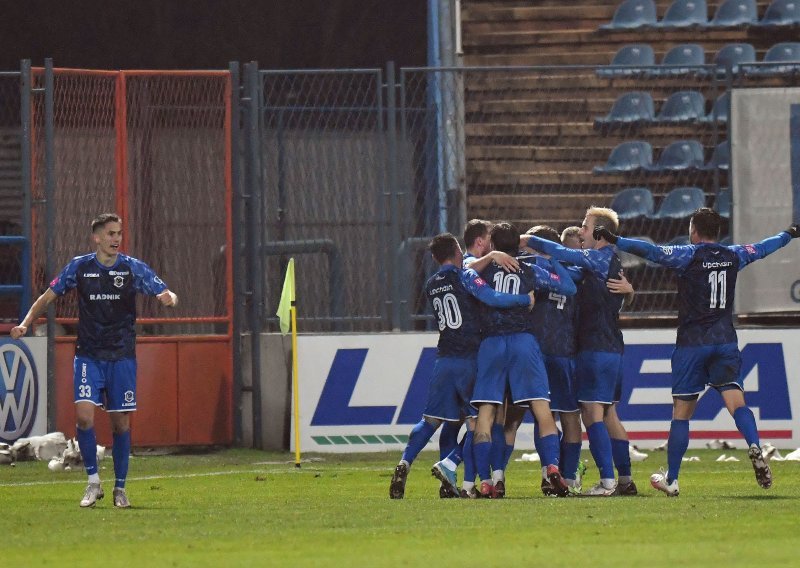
472,333,549,406
671,343,742,397
73,356,137,412
423,356,477,421
576,351,623,405
545,355,578,413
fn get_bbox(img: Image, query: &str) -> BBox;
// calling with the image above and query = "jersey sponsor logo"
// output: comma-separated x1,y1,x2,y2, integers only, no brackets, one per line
0,341,39,442
82,273,100,278
108,271,129,276
428,284,453,295
702,261,733,269
473,277,486,286
49,277,59,288
549,273,561,281
89,293,121,301
745,244,757,255
113,276,125,288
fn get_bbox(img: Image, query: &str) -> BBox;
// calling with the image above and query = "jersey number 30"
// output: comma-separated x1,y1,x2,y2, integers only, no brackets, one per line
432,293,463,331
708,270,727,309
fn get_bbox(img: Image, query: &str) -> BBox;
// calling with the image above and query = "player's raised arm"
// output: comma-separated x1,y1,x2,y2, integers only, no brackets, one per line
729,226,797,270
524,234,589,268
460,268,532,309
595,226,693,271
10,288,58,339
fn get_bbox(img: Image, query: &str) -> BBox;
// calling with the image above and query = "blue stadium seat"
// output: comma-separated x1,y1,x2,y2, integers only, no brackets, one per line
600,0,657,30
714,187,732,218
593,141,653,173
654,44,705,75
650,187,706,219
700,91,730,123
610,187,655,219
596,44,656,76
705,0,758,27
713,43,756,74
595,92,655,127
700,142,730,171
757,0,800,27
753,42,800,75
657,0,708,28
646,140,705,172
654,91,706,123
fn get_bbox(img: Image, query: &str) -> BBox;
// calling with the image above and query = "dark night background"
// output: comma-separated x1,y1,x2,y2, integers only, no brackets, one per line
0,0,427,70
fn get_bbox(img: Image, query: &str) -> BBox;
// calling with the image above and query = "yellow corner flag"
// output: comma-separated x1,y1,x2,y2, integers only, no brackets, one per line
277,258,295,335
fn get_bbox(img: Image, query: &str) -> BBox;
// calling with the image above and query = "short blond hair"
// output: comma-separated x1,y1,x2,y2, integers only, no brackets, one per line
585,206,619,232
561,226,580,243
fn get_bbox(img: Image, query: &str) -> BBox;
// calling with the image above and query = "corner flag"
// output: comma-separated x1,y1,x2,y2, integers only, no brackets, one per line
277,258,295,335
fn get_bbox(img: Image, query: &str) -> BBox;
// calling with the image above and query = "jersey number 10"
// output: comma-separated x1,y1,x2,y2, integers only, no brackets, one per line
708,270,727,309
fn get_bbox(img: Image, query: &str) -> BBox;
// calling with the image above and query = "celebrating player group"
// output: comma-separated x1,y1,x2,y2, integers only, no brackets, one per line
390,205,799,499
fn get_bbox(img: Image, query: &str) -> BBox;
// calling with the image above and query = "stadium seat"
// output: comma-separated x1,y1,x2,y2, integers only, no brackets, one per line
596,44,656,76
667,235,691,245
593,141,653,173
654,44,705,75
595,92,655,127
700,91,730,123
714,187,732,218
713,43,756,74
600,0,657,30
705,0,758,27
752,42,800,75
757,0,800,27
700,141,730,171
646,140,705,172
654,91,706,123
650,187,706,219
610,187,655,219
657,0,708,28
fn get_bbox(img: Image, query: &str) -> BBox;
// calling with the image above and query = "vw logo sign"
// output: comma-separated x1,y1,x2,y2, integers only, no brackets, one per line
0,339,39,443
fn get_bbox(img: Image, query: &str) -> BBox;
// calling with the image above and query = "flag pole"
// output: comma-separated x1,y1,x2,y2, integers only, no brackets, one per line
291,303,301,468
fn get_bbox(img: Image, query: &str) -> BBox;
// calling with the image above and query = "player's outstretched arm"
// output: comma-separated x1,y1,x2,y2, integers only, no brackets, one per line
461,269,531,309
614,236,692,270
156,290,179,307
731,227,796,269
524,235,588,267
10,288,57,339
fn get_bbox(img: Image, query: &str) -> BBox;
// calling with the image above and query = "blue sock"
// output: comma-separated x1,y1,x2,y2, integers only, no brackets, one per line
76,426,98,476
445,434,464,466
439,421,459,460
611,438,632,477
733,407,760,448
401,420,437,465
502,443,515,471
586,422,615,480
489,423,505,471
112,430,131,489
667,419,690,482
561,442,582,481
473,440,492,482
538,433,560,467
462,431,476,483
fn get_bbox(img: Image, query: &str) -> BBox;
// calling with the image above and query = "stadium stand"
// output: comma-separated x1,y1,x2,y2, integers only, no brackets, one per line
594,140,654,173
700,141,730,170
652,43,706,75
595,91,656,127
714,187,732,218
654,90,706,122
700,91,730,123
757,0,800,26
600,0,658,30
596,44,656,76
649,186,706,219
610,186,656,219
705,0,758,27
657,0,709,28
753,42,800,74
713,42,757,73
645,139,705,171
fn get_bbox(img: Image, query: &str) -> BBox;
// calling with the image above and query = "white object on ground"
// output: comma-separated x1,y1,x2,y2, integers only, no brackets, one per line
629,446,649,461
515,452,540,462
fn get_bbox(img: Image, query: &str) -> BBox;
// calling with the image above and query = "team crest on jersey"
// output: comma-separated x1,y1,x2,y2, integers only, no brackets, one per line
660,246,675,255
113,276,125,288
124,390,134,403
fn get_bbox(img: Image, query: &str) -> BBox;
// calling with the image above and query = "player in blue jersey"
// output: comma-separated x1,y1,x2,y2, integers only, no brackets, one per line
524,207,636,496
594,208,799,496
471,222,577,498
11,213,177,508
389,232,535,499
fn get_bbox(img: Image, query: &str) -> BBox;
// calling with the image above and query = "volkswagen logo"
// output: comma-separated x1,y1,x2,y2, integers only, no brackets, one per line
0,340,39,443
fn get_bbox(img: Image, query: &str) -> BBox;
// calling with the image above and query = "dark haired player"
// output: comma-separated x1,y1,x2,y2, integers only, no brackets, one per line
594,208,799,496
389,233,535,499
11,213,177,508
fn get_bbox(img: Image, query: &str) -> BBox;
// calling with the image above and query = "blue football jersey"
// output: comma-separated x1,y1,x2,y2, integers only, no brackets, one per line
479,253,576,337
50,253,169,360
527,256,579,357
615,232,792,346
425,264,531,357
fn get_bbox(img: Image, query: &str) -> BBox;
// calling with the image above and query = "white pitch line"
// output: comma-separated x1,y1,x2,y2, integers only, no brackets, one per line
0,465,387,488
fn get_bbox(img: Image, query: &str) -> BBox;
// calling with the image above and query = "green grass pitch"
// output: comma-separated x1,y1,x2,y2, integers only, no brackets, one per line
1,448,798,567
